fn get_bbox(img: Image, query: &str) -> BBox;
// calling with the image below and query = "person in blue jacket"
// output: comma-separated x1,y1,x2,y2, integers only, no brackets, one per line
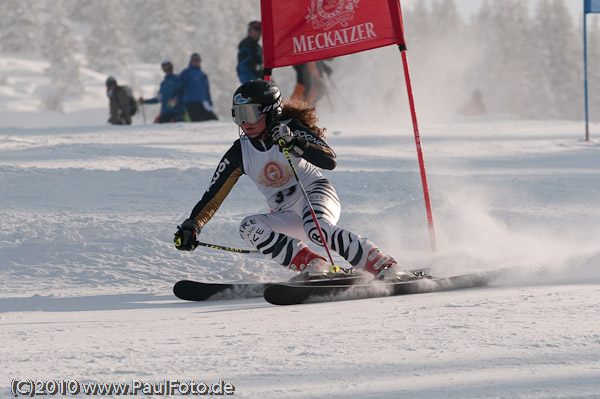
139,60,183,123
237,21,263,84
178,53,218,122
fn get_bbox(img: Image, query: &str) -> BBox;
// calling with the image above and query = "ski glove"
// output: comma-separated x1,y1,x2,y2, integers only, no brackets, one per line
174,219,202,251
271,123,304,156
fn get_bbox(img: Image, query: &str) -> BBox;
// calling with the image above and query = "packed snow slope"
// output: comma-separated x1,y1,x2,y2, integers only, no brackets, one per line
1,113,599,398
1,54,599,397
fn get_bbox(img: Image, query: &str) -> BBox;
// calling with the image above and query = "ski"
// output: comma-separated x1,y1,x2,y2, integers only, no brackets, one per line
173,280,269,301
172,268,487,305
173,274,365,302
263,271,494,306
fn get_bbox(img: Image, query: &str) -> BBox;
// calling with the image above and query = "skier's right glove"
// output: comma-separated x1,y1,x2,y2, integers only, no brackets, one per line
271,123,305,156
174,219,202,251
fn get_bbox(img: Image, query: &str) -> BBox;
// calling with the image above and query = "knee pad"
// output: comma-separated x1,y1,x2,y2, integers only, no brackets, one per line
239,215,266,241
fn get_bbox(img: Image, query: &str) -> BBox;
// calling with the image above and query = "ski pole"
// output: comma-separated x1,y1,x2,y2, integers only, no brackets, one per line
278,139,340,273
195,240,259,254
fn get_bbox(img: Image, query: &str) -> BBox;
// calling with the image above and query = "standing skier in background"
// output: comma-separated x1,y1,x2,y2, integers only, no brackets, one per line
291,60,333,105
106,76,133,125
139,60,183,123
174,79,413,281
179,53,218,122
236,21,263,84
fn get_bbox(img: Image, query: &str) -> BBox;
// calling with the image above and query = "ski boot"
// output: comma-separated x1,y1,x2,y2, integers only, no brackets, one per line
364,248,415,282
288,247,349,282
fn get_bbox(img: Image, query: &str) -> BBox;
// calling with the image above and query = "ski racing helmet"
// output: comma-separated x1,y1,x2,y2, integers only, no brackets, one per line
231,80,282,127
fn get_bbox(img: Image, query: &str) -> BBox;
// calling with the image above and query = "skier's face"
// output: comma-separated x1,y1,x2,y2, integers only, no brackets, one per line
241,114,267,138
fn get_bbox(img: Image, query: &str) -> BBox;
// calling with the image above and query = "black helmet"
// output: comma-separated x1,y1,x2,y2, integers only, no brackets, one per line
231,80,282,126
105,76,117,86
248,20,261,32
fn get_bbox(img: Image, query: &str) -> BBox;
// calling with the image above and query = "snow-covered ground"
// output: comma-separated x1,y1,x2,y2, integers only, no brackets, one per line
1,57,600,398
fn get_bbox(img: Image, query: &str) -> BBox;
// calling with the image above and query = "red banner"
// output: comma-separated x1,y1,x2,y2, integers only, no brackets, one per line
260,0,406,69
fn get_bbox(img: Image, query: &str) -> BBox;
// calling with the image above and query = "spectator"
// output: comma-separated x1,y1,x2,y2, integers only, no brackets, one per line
106,76,132,125
139,60,183,123
179,53,218,122
237,20,263,83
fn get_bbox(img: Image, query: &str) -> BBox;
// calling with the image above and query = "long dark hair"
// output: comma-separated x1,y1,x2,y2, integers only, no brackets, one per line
280,97,327,137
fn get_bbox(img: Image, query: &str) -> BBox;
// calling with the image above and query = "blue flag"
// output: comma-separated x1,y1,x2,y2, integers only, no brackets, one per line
585,0,600,13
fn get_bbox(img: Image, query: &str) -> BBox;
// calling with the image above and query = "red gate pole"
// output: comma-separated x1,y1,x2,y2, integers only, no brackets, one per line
399,45,437,252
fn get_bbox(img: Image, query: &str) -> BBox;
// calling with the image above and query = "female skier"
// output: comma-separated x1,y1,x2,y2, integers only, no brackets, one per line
174,79,411,281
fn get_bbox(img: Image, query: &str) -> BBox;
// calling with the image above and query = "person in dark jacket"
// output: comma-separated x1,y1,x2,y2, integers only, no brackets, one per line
178,53,217,122
237,21,263,84
106,76,132,125
174,80,414,282
139,60,183,123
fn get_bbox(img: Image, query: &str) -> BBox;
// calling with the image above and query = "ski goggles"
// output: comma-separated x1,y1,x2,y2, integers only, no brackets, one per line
231,104,264,126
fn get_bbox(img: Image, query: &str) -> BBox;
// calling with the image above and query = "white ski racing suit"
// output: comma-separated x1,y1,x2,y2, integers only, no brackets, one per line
187,118,379,270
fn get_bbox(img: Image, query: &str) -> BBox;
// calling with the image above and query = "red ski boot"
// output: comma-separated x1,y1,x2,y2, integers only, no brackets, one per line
289,247,335,281
364,248,413,281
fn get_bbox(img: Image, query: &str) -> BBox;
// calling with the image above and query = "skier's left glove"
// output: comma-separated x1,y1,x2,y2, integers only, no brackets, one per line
174,219,201,251
271,123,304,156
